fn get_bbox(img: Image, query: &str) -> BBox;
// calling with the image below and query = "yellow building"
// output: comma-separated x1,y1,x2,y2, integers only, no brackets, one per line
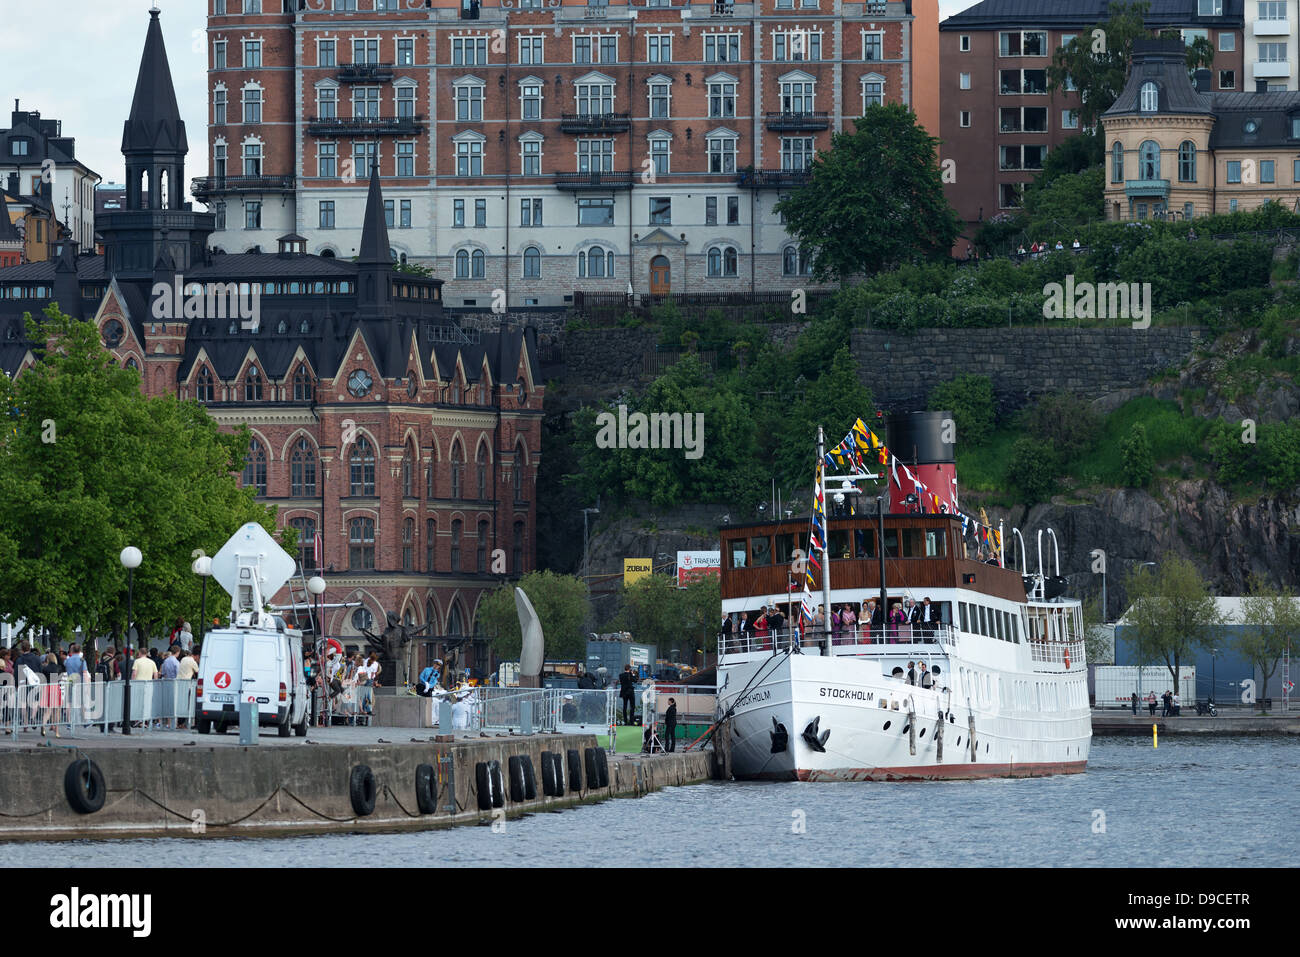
1104,38,1300,221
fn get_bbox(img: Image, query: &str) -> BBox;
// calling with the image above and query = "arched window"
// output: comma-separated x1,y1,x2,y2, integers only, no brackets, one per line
245,365,263,401
1139,140,1160,181
352,606,374,632
523,246,541,278
476,443,488,499
708,245,738,277
1178,140,1196,182
476,519,489,572
471,249,485,278
348,517,375,570
450,519,462,571
1139,81,1159,113
426,518,436,571
783,246,813,276
293,365,313,402
1111,141,1124,183
289,516,316,572
446,602,464,637
513,520,525,574
402,444,415,497
578,246,614,278
349,437,376,496
196,367,214,403
425,598,437,635
402,517,414,571
243,438,267,495
514,441,527,502
290,437,317,496
455,249,470,278
425,459,434,498
450,442,464,498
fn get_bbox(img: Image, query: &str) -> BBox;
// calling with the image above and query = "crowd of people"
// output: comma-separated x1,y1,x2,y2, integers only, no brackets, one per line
321,648,381,725
721,596,947,650
0,631,202,735
1131,690,1181,716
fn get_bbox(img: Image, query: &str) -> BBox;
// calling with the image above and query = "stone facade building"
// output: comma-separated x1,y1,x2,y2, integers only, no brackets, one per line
1104,37,1300,219
0,10,543,678
0,104,101,253
196,0,936,308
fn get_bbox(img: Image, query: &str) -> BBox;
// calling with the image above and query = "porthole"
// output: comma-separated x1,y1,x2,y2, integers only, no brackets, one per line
956,737,962,747
985,743,989,753
919,727,926,738
901,724,909,734
883,721,891,731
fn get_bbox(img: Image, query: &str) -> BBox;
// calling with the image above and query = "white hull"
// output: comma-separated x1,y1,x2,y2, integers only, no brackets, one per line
718,638,1092,781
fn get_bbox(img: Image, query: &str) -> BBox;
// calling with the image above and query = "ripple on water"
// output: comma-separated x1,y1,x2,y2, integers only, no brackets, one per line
6,738,1296,867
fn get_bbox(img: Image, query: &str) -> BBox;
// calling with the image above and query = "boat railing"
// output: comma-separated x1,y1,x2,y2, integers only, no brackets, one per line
1027,638,1086,670
719,624,959,657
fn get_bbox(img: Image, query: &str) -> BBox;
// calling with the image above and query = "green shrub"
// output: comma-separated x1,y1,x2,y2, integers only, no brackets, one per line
1010,438,1058,504
929,374,996,447
1120,422,1155,488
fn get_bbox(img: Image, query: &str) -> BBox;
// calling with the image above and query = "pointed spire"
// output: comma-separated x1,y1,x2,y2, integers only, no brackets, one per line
122,9,187,156
357,162,392,266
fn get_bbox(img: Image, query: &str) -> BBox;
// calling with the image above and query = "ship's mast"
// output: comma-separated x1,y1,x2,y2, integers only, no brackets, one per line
818,426,832,655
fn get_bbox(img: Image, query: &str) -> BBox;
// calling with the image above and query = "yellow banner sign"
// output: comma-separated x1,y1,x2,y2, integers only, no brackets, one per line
623,558,653,586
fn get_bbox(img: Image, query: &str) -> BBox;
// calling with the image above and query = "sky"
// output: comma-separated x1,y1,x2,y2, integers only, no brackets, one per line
1,0,975,194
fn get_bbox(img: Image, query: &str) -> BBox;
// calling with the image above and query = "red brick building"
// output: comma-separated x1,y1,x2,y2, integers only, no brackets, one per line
198,0,935,307
0,10,544,679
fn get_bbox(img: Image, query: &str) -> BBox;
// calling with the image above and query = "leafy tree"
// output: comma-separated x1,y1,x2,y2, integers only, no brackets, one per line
1080,592,1114,666
1121,422,1155,488
616,573,688,658
1022,392,1100,464
774,346,873,489
1049,2,1214,130
680,576,722,661
1009,438,1058,505
1022,166,1105,233
1122,556,1223,688
1238,576,1300,709
0,306,281,645
477,570,590,662
1035,129,1104,186
775,103,960,282
928,374,995,447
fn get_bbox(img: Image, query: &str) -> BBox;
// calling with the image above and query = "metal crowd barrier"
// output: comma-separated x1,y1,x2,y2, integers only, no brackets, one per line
0,677,197,737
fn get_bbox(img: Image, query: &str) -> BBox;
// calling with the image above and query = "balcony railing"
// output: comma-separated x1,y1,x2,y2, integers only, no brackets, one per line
554,169,635,189
191,175,295,201
559,112,631,133
306,114,425,135
337,62,395,82
736,168,812,189
583,3,608,17
764,110,830,131
1124,178,1170,197
711,1,735,15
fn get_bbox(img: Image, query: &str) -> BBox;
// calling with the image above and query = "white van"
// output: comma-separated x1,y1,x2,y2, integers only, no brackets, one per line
194,521,311,737
196,617,309,736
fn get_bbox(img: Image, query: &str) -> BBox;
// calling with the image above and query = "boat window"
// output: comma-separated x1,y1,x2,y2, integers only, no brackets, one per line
749,536,771,567
829,529,851,559
774,532,797,566
854,528,876,558
960,602,969,633
924,529,946,557
882,529,899,557
729,539,747,569
998,610,1007,641
977,605,987,636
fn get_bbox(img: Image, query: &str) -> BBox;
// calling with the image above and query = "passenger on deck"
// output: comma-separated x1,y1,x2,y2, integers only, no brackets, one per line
920,662,933,689
754,608,770,649
830,605,843,645
907,661,916,686
841,604,857,642
864,600,879,641
768,605,787,644
888,601,906,641
918,597,939,639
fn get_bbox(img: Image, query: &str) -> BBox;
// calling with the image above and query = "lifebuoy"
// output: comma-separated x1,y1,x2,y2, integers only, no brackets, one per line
415,763,438,814
64,759,106,815
349,764,377,816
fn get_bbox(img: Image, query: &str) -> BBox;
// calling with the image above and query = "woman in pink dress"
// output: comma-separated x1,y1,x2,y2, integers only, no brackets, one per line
887,602,906,642
830,605,843,645
841,605,858,643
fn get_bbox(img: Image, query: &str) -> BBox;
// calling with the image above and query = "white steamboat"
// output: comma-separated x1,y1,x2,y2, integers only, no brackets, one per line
717,412,1091,781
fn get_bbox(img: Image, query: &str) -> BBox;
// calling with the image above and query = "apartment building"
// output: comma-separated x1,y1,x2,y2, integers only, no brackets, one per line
0,103,101,252
940,0,1244,238
198,0,935,307
1246,0,1297,90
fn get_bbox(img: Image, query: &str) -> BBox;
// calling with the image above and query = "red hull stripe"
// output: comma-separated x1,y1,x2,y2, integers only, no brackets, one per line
744,760,1088,782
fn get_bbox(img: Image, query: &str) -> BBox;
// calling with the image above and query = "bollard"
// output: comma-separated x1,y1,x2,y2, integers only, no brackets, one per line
438,699,453,731
520,700,533,735
239,699,258,745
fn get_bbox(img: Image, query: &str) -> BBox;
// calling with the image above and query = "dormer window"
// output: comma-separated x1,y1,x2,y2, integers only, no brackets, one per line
1244,119,1259,134
1140,81,1159,112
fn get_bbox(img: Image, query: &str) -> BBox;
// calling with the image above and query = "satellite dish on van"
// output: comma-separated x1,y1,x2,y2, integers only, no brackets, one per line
515,587,544,677
210,522,297,613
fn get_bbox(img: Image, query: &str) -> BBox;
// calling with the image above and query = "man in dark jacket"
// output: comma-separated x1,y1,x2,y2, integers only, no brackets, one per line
869,602,886,640
665,697,678,753
13,640,41,677
618,665,636,725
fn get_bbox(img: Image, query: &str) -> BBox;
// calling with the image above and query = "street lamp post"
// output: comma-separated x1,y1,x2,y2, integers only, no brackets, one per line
120,546,142,736
192,555,213,650
306,576,326,727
